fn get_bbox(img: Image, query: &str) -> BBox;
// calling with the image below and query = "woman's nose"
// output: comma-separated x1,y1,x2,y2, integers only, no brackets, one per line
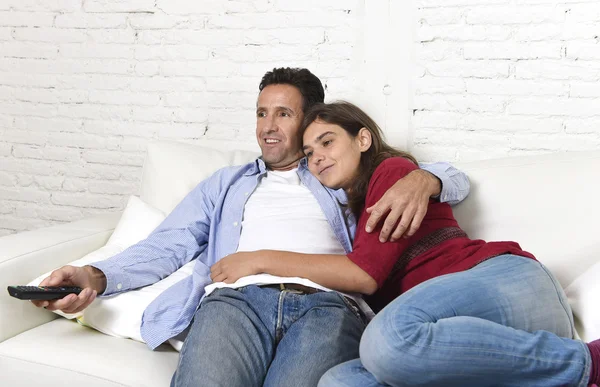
312,152,324,164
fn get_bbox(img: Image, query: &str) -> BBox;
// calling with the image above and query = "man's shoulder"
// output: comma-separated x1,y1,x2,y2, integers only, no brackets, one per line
196,159,260,191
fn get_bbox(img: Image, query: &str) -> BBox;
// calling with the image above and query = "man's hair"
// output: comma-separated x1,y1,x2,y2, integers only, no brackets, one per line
259,67,325,113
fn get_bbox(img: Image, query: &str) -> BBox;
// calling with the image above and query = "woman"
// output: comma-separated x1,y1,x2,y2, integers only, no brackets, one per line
213,101,600,386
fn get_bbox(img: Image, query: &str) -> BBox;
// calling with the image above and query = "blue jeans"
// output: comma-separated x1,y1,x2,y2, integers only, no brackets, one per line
171,285,367,387
319,255,591,387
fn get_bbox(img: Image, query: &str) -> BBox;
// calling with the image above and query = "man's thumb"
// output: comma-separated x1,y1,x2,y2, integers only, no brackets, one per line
43,267,73,286
48,274,64,286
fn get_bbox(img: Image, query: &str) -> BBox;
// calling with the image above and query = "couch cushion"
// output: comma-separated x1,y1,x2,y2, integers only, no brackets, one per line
0,319,178,387
453,150,600,288
140,140,260,214
0,358,125,387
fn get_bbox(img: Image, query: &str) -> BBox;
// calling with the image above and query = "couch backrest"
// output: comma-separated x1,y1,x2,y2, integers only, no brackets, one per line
139,140,259,214
140,141,600,288
453,150,600,288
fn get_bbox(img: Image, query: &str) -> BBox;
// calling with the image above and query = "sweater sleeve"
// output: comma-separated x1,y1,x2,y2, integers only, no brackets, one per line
347,157,421,288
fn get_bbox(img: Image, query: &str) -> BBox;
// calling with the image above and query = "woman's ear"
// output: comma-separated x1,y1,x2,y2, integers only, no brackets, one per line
357,127,372,152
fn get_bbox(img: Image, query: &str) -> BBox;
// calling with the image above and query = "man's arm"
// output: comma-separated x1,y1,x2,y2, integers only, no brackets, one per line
32,168,228,312
365,162,470,242
419,162,470,205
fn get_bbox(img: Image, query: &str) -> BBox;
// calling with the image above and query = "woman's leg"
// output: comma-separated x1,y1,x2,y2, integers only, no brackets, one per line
318,359,382,387
321,255,590,387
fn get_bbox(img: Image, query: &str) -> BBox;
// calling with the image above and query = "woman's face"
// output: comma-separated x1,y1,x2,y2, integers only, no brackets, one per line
302,120,370,191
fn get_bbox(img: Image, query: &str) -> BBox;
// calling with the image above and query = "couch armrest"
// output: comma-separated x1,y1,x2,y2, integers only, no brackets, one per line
0,213,121,343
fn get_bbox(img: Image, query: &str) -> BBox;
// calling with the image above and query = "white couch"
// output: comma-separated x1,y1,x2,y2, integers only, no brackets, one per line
1,141,599,386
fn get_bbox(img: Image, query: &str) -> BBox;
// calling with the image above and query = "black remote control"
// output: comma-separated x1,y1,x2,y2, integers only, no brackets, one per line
7,285,83,301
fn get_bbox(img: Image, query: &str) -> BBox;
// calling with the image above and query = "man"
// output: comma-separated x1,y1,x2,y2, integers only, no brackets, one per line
34,68,469,387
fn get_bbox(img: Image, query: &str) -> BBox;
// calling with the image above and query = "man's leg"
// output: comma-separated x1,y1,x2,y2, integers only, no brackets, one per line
263,291,366,387
171,286,279,387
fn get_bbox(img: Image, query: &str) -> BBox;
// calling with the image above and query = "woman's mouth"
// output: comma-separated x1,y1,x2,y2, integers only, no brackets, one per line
319,165,333,175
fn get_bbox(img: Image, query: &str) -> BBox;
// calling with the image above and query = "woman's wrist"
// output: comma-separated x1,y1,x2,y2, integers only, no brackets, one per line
255,250,273,273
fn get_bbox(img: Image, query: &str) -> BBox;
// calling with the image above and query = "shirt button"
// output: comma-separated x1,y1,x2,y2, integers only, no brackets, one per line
233,222,239,227
116,283,122,290
443,195,448,201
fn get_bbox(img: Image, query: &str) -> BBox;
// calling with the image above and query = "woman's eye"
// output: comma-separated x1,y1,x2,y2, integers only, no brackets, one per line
305,151,313,158
323,140,332,146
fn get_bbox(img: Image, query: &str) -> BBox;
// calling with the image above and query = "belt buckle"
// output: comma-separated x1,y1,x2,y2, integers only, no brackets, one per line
279,283,304,294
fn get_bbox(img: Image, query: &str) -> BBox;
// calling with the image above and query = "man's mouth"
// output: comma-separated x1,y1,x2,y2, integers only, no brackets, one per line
264,138,281,145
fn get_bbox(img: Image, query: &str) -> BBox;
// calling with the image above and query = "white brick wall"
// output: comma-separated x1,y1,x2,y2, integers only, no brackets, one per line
413,0,600,162
3,0,600,235
0,0,360,236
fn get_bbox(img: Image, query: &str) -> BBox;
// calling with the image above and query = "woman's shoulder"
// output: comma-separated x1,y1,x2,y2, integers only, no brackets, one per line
366,157,419,196
373,157,419,178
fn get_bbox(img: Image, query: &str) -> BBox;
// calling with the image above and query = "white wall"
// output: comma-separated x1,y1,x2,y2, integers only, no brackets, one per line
2,0,600,235
0,0,361,236
412,0,600,162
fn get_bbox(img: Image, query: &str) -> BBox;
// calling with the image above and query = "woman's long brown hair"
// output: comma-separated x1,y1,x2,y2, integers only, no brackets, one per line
301,101,418,217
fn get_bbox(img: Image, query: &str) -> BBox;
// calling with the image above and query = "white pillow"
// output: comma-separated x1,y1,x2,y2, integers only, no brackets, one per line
139,140,259,214
565,260,600,342
28,195,194,349
28,196,165,317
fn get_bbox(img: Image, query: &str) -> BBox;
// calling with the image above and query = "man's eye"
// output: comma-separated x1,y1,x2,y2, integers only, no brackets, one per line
257,112,266,118
280,112,289,117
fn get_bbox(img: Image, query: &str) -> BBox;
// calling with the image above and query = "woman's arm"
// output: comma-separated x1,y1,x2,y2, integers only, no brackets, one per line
210,158,423,295
210,250,378,295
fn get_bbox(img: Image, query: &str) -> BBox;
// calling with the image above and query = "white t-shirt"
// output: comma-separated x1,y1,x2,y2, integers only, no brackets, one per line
204,168,372,317
237,168,346,255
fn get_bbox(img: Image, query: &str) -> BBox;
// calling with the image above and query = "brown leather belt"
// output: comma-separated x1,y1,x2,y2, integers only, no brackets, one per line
262,283,322,295
261,283,365,321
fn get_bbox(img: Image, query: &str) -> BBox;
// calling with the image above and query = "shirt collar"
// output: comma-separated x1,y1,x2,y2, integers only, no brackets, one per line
298,157,348,204
247,156,309,176
243,157,268,176
298,157,309,171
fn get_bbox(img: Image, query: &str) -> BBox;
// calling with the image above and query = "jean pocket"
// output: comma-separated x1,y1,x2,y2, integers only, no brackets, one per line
339,294,367,325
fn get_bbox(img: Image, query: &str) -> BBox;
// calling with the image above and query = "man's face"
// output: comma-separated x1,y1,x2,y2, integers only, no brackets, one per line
256,84,305,171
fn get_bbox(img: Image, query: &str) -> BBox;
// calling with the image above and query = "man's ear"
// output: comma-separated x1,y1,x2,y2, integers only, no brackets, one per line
357,127,372,152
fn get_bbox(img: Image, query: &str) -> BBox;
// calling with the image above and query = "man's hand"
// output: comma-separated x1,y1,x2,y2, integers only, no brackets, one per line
210,251,264,284
32,265,106,314
365,169,441,242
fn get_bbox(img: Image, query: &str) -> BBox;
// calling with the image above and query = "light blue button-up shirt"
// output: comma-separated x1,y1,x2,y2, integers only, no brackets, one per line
91,158,469,349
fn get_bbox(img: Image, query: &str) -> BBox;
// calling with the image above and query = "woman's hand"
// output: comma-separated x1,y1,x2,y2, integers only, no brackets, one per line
210,251,266,284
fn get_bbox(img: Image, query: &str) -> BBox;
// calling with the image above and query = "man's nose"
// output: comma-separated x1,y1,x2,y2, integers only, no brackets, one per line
263,116,277,133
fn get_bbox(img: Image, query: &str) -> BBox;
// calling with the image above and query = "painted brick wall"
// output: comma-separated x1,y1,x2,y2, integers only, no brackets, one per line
413,0,600,162
0,0,359,236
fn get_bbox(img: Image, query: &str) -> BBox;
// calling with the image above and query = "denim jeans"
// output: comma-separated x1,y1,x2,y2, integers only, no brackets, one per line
171,285,367,387
319,255,591,387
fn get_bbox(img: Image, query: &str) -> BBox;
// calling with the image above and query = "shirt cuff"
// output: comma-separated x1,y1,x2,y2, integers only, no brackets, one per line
89,260,130,296
419,162,455,203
